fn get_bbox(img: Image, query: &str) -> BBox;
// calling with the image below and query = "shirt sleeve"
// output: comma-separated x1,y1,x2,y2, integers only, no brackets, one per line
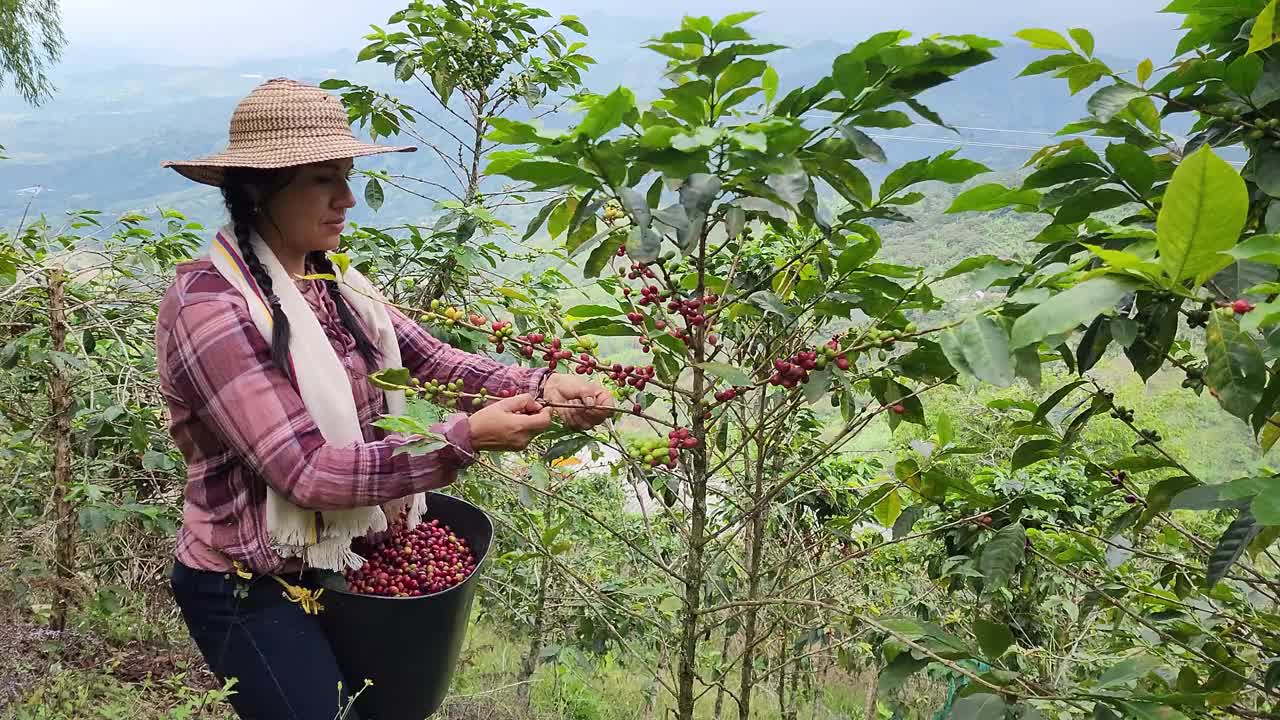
389,304,548,406
165,298,475,511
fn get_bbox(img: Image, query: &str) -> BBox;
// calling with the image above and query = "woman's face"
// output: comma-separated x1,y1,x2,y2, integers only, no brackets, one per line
258,158,357,254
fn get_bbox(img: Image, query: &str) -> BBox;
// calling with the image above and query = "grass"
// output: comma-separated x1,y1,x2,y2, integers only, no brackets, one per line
2,602,950,720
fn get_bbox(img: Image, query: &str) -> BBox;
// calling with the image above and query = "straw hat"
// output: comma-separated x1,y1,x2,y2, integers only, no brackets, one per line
162,77,416,187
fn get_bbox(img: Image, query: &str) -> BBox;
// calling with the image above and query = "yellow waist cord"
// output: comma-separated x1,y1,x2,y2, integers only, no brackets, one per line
232,561,326,615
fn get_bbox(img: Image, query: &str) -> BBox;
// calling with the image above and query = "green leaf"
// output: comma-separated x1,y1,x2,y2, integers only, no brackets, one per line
1227,54,1265,96
718,11,760,27
1157,146,1248,284
1065,61,1108,94
1206,509,1261,589
837,125,886,163
626,226,663,264
974,619,1015,659
572,318,638,337
576,86,635,140
1019,53,1086,77
1206,311,1266,421
558,14,588,34
1098,654,1162,688
566,188,599,240
767,170,809,206
545,435,593,462
874,489,903,528
370,367,412,390
618,187,651,229
1170,484,1237,511
1123,295,1179,381
905,98,955,132
523,200,559,241
1251,0,1280,54
1069,28,1095,56
1253,483,1280,524
1015,28,1075,52
832,52,868,99
497,287,531,303
500,161,597,190
1087,84,1143,123
1138,59,1154,85
583,233,623,279
364,178,384,211
695,362,751,386
1106,144,1156,195
1012,438,1059,471
564,304,620,319
951,693,1007,720
979,524,1026,594
879,653,929,695
892,505,924,540
1055,188,1133,223
940,255,1016,281
947,184,1041,213
852,110,912,128
716,59,767,95
1136,476,1200,534
1009,276,1139,349
761,66,779,104
1227,234,1280,265
1076,316,1112,373
749,290,789,318
939,315,1014,387
1033,380,1088,423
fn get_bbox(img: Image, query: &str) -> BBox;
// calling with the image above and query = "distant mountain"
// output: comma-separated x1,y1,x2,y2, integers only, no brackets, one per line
0,18,1134,231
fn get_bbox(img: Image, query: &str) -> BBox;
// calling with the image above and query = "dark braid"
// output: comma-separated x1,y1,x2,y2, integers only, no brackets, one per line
307,250,380,367
220,166,379,378
221,168,295,382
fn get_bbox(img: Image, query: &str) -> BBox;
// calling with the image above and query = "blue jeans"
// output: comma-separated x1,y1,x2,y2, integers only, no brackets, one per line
169,560,361,720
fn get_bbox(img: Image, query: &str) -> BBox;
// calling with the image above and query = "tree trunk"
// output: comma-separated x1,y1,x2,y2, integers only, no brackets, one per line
675,344,712,720
777,633,789,720
713,628,734,720
516,555,552,707
47,269,75,631
863,666,880,720
737,393,770,720
786,649,802,720
643,647,667,720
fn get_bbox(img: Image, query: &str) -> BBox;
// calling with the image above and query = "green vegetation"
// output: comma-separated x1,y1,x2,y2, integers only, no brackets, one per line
5,2,1280,720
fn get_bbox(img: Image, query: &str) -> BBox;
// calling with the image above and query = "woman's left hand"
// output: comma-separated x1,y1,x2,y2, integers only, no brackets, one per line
542,374,615,430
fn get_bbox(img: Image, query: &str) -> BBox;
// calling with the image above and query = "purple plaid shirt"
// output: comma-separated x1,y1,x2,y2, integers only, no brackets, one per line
155,258,545,573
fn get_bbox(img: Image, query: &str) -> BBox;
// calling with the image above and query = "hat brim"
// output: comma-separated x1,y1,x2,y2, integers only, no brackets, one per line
162,138,417,187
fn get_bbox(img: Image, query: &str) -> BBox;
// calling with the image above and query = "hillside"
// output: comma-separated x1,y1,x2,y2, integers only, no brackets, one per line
0,19,1101,232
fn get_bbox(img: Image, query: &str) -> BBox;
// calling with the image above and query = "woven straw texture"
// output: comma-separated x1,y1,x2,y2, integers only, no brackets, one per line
162,77,415,186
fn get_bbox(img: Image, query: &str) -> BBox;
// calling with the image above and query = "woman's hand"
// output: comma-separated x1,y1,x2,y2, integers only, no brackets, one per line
542,374,614,430
468,393,553,451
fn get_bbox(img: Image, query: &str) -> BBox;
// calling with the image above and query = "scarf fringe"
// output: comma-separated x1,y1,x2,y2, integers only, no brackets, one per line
209,224,424,573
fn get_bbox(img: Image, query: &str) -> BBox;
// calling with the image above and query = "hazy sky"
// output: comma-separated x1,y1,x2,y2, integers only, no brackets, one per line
57,0,1183,67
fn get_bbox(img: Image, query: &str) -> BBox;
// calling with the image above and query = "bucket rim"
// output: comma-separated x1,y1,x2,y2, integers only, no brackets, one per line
317,491,494,600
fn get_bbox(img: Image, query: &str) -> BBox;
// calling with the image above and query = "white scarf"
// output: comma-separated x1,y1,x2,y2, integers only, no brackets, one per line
208,224,426,571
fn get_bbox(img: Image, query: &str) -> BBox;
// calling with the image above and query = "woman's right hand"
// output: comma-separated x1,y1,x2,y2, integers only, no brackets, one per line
467,393,553,451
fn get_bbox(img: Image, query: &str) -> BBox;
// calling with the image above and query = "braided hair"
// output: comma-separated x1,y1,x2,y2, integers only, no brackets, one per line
220,167,379,382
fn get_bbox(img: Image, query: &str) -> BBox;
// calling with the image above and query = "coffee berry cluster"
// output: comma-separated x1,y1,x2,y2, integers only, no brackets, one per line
769,339,852,388
629,428,699,469
344,519,477,597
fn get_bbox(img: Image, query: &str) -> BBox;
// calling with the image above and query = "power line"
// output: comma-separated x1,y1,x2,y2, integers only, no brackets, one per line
867,131,1247,166
868,133,1047,151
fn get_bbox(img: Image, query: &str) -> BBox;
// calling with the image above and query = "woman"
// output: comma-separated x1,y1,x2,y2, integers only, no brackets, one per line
156,77,613,719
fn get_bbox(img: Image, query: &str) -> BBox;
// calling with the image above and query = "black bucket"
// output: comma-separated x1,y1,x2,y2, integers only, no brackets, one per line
315,491,494,720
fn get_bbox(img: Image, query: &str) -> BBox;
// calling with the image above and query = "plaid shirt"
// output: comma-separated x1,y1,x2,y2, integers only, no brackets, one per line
155,258,545,574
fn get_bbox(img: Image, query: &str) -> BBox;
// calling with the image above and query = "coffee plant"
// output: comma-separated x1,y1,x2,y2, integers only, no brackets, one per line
10,1,1280,719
